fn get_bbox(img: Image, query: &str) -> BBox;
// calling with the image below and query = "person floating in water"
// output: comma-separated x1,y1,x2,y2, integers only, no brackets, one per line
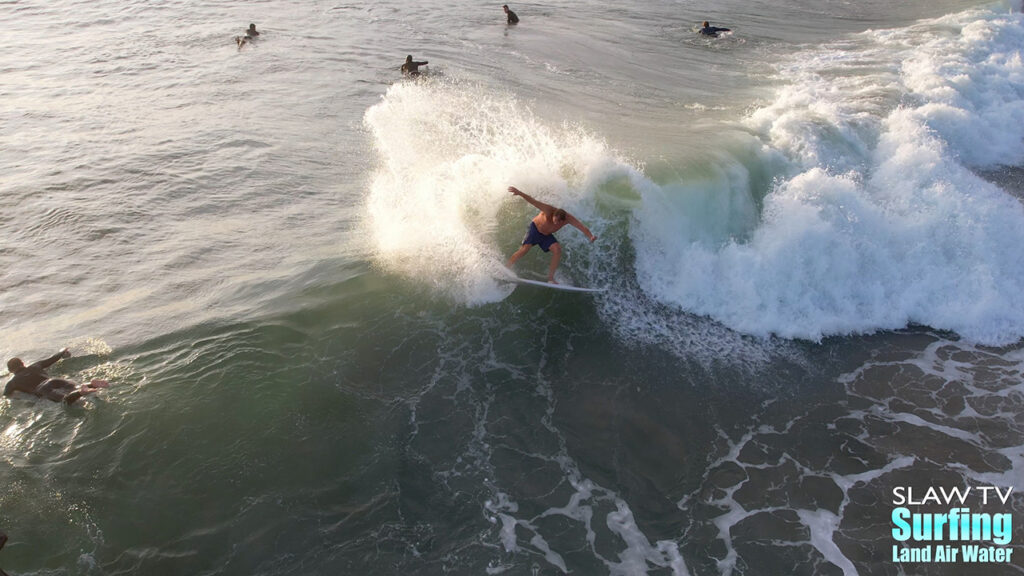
699,21,731,37
503,4,519,25
401,55,429,76
236,23,260,48
506,186,597,283
4,348,108,405
0,530,8,576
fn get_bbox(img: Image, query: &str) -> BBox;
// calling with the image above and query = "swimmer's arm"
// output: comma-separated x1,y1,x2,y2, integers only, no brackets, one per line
566,214,597,242
509,187,555,215
3,381,13,397
33,348,70,370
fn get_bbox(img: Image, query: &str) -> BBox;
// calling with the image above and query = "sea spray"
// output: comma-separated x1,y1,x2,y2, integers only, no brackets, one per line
363,78,622,304
631,9,1024,344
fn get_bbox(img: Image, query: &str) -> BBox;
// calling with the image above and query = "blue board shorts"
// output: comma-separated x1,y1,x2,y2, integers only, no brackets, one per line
522,222,558,252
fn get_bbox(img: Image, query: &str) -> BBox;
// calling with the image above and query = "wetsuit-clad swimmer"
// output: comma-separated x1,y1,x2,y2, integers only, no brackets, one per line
506,186,597,283
4,349,107,405
699,21,731,37
401,55,429,76
503,4,520,25
236,23,260,48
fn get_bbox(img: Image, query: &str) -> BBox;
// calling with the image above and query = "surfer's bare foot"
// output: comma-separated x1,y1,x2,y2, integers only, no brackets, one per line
547,277,559,284
88,379,110,389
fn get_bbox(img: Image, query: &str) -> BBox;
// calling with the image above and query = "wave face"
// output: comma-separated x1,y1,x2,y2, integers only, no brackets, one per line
364,9,1024,349
632,9,1024,345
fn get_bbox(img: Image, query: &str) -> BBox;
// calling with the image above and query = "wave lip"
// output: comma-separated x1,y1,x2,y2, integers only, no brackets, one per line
635,8,1024,345
363,79,618,304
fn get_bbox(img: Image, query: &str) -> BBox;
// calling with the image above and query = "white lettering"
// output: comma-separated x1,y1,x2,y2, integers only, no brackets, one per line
893,486,907,506
940,486,970,505
995,486,1013,505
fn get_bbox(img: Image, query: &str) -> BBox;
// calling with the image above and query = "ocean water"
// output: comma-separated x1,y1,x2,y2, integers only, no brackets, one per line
1,0,1023,574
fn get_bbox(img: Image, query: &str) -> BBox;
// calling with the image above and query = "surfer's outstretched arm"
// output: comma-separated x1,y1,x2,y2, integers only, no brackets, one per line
33,348,70,370
566,214,597,242
509,186,555,216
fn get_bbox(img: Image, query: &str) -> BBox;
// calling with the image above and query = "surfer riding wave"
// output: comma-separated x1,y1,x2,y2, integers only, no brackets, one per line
505,186,596,283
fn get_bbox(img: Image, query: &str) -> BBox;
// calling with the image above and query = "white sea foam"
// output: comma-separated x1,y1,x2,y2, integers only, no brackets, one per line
796,509,857,576
363,79,616,305
362,77,794,365
366,10,1024,348
633,9,1024,345
841,336,1024,488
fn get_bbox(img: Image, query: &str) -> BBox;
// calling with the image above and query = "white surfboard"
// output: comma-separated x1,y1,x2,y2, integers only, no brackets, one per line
501,275,606,293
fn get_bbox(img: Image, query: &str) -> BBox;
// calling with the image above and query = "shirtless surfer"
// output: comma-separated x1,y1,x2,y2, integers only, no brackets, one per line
506,186,596,283
4,348,108,405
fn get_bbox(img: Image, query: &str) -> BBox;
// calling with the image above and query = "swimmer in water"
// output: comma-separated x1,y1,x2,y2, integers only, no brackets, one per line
4,349,108,405
401,55,429,76
235,23,259,49
0,530,8,576
503,4,519,25
699,21,731,37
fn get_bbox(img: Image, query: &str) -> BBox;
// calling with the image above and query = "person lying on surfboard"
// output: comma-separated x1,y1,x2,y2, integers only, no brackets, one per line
699,21,731,37
506,186,597,284
4,348,108,405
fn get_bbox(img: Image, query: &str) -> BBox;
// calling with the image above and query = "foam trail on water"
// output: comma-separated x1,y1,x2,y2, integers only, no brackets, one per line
633,8,1024,345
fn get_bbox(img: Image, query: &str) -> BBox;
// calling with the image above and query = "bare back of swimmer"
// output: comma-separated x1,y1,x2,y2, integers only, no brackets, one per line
4,349,107,405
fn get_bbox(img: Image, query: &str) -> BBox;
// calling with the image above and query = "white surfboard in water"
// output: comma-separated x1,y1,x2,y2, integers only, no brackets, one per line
499,274,606,293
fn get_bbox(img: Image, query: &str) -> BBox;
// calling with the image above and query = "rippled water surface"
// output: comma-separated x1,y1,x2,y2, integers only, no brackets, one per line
2,0,1022,574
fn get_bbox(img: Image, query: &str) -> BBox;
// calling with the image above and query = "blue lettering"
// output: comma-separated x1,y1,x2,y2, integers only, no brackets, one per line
892,507,911,541
913,511,932,541
993,514,1012,545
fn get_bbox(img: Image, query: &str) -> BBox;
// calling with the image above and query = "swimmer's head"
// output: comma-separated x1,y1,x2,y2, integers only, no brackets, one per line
503,5,510,12
249,23,257,31
553,208,567,223
406,55,413,62
703,21,710,27
6,358,24,373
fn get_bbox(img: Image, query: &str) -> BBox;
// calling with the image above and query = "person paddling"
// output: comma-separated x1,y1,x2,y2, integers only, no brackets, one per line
401,55,429,76
699,21,731,37
4,348,108,405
